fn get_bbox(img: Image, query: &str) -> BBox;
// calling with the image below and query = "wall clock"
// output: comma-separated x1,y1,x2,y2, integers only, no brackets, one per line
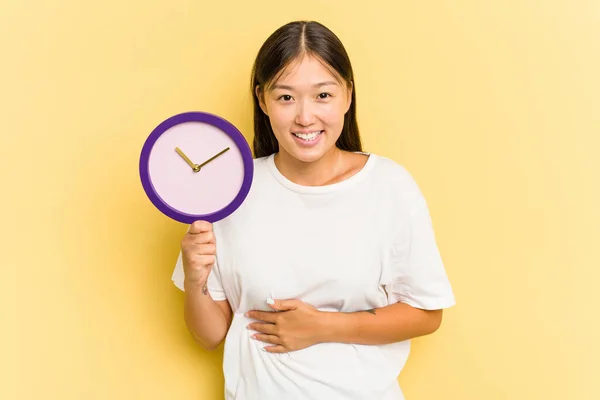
139,111,253,224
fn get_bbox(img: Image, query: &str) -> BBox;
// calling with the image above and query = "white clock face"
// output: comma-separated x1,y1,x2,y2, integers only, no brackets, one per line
147,121,246,216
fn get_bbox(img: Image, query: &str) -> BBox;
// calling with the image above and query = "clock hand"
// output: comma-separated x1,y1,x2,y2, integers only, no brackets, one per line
196,147,230,169
175,147,201,172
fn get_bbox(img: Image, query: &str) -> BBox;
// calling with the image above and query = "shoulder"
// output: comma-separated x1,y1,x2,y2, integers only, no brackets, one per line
367,153,428,210
250,154,272,179
370,153,421,190
253,154,271,167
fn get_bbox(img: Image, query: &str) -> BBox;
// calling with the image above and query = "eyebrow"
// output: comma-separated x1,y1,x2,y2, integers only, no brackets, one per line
271,81,339,90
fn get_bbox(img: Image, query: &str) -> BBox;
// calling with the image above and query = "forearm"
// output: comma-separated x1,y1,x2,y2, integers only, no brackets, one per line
321,302,443,345
183,280,229,350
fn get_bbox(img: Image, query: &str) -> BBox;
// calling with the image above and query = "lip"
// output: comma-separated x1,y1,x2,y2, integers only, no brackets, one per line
291,130,324,147
293,130,323,135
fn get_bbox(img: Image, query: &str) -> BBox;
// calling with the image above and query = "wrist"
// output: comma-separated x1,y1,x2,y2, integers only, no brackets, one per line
184,278,208,293
317,311,346,344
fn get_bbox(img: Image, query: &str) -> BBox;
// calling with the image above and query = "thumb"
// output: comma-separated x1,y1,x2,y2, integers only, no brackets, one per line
266,297,299,311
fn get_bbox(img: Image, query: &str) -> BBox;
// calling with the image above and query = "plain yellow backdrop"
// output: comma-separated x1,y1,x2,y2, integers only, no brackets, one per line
2,0,599,399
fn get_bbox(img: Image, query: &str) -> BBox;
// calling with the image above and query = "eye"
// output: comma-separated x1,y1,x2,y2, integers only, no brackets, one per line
278,94,293,102
318,93,332,99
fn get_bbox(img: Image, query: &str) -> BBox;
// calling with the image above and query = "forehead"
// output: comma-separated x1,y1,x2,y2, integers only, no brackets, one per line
272,55,342,87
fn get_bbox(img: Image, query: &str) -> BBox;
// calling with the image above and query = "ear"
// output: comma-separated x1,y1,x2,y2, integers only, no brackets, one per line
255,85,268,116
344,80,353,113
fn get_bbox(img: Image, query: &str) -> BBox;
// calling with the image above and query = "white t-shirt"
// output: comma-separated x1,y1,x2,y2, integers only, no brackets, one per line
172,152,455,400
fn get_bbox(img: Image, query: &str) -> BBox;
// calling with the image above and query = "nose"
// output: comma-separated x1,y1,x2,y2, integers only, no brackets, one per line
294,100,316,127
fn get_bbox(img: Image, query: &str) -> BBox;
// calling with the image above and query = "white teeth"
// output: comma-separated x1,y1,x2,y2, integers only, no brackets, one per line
293,131,322,140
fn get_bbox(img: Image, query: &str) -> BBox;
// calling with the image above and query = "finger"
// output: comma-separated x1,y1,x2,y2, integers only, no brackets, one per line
188,220,212,234
192,243,216,256
252,333,281,345
262,345,288,354
198,255,215,266
246,310,278,324
189,231,215,244
267,299,299,311
187,255,215,269
195,255,215,267
248,322,277,335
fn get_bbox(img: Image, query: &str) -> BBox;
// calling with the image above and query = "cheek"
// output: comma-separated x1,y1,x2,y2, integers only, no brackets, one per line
266,107,294,134
319,103,347,126
269,114,292,136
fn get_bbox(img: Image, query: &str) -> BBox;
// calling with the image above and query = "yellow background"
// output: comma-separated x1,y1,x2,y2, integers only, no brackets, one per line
2,1,598,399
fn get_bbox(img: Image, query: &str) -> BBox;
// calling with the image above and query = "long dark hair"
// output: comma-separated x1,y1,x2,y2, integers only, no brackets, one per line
250,21,362,158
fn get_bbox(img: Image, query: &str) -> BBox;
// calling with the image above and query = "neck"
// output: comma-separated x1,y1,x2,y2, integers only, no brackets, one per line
274,147,344,187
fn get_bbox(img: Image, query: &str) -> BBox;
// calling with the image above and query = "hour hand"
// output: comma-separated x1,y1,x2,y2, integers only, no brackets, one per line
175,147,200,172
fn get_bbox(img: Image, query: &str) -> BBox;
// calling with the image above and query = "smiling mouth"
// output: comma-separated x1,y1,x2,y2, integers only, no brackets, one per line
292,130,323,141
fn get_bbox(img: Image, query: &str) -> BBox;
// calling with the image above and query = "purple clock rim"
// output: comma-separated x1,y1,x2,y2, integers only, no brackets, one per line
139,111,254,224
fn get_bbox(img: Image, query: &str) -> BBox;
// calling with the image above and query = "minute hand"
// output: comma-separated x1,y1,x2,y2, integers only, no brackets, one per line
196,147,230,169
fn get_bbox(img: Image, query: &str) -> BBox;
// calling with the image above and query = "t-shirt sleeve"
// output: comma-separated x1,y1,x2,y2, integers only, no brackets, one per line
385,189,456,310
171,251,227,301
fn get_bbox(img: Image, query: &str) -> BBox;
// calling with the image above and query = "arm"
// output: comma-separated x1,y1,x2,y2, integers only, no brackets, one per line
246,298,444,353
179,220,233,351
320,302,443,345
184,280,233,351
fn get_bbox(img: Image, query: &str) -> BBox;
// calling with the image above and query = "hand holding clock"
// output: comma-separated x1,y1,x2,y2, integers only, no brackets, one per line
181,220,216,288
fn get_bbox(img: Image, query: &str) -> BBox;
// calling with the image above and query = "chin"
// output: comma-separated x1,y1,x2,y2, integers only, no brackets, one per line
285,145,332,164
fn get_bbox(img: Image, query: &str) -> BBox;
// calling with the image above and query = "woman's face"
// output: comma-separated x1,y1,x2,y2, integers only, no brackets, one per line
258,55,352,164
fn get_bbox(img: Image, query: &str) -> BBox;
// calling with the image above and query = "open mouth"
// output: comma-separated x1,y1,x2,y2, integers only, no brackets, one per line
291,130,324,142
